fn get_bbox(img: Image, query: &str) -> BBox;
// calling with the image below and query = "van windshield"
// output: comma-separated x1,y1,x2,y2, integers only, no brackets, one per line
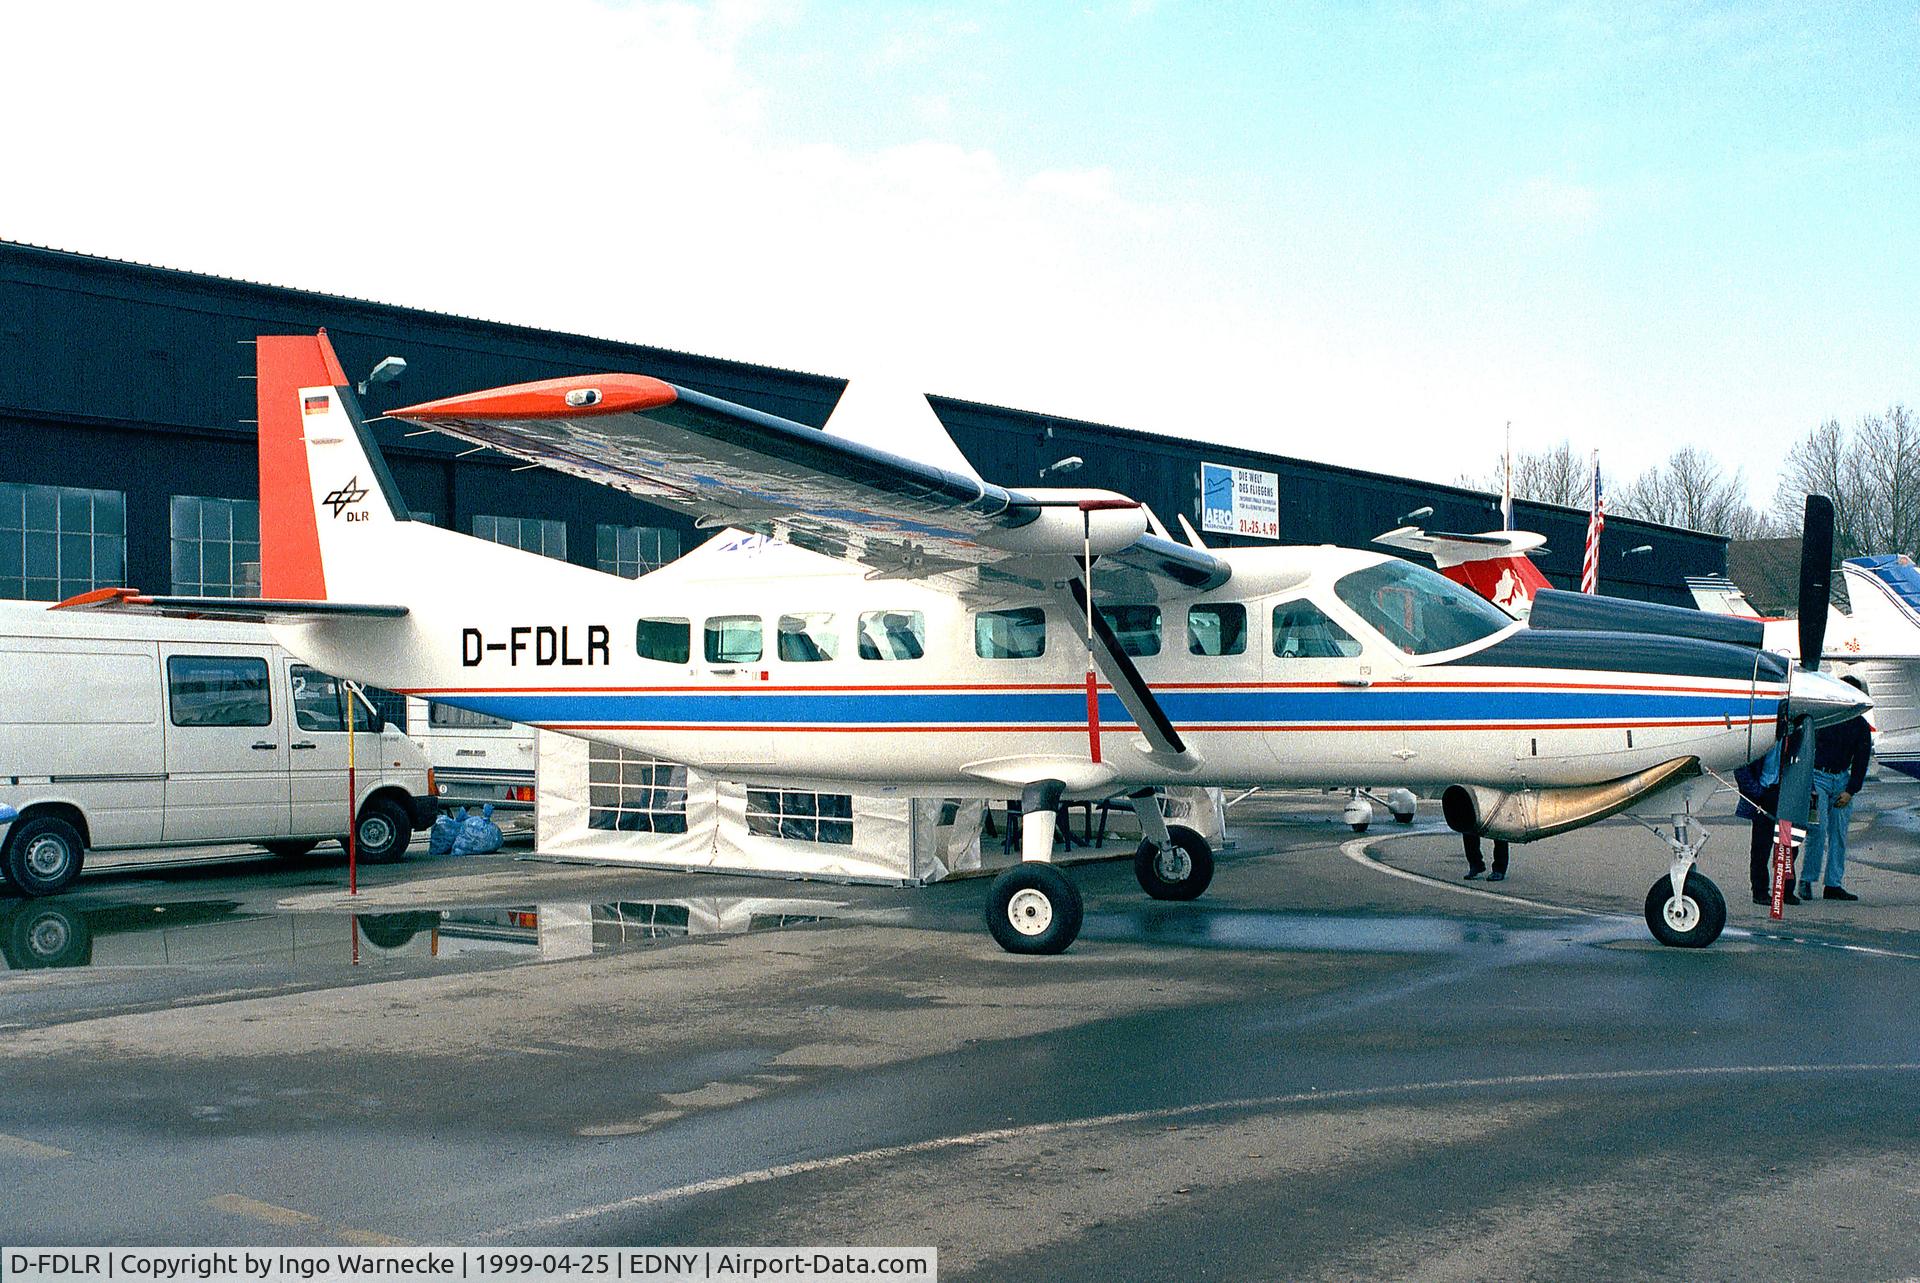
1333,559,1514,655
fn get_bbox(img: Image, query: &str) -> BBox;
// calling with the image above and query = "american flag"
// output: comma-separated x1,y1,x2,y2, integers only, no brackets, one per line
1580,451,1604,593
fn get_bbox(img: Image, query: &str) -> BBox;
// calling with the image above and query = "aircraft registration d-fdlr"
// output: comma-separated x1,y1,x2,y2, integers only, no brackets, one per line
61,332,1868,954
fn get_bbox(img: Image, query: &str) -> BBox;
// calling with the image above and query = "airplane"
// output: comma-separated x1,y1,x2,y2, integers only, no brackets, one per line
1690,557,1920,781
56,331,1869,954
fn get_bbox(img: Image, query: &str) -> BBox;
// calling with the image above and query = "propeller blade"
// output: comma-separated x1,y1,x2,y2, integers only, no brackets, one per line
1798,494,1835,668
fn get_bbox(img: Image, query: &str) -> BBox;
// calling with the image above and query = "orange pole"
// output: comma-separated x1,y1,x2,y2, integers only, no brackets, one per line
346,680,358,896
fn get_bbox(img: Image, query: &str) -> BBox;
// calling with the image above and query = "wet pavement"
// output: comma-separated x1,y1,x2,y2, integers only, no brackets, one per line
2,783,1919,1280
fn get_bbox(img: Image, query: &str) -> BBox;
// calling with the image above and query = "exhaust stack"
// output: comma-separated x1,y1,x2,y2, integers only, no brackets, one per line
1443,756,1702,844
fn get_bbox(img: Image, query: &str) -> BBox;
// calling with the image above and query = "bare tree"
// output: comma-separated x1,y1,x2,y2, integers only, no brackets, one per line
1615,447,1781,538
1456,440,1590,508
1775,405,1920,556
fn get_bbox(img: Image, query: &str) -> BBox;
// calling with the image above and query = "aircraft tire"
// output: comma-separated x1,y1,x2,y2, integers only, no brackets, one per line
1134,826,1214,901
348,798,412,865
2,815,86,898
1644,870,1726,949
1393,811,1416,825
987,863,1082,954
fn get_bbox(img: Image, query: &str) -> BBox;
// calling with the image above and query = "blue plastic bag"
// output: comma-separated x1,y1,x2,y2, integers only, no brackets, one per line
429,807,465,856
453,803,503,856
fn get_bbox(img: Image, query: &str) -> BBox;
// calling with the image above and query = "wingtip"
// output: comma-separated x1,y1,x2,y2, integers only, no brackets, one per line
392,374,679,421
52,586,145,611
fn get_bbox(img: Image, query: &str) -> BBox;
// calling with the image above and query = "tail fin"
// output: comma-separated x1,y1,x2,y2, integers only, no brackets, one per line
257,330,408,599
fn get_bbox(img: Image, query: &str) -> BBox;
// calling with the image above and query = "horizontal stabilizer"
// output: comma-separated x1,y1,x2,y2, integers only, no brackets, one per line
54,587,408,623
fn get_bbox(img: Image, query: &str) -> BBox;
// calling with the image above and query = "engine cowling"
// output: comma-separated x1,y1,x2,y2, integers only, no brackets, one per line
1442,756,1701,844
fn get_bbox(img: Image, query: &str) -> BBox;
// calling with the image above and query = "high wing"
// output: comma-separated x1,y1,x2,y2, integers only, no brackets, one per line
54,587,409,623
389,374,1229,606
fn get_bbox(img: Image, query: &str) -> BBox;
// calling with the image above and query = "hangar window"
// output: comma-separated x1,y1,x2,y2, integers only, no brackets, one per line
167,655,271,728
1271,600,1362,659
858,610,926,660
747,788,854,845
637,616,692,664
1334,560,1511,655
778,612,840,662
169,495,258,598
587,745,689,834
1187,603,1247,656
473,514,568,561
0,482,126,601
705,615,763,663
975,607,1047,659
597,524,682,577
1099,604,1162,656
428,700,510,730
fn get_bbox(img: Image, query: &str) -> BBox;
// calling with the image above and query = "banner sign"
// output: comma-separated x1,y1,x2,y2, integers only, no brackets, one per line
1200,462,1279,539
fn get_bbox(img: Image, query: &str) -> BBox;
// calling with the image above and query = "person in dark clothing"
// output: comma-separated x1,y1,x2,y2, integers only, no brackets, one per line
1736,742,1796,906
1798,675,1871,901
1462,831,1508,881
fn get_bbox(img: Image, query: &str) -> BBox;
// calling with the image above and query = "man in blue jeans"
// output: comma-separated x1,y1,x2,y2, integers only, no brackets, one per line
1798,675,1871,902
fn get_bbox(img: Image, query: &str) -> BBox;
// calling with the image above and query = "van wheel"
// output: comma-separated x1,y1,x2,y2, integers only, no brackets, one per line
349,798,412,864
3,816,86,897
2,902,93,968
264,840,319,859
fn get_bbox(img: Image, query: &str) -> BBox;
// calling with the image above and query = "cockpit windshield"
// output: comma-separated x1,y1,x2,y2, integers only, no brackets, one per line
1334,559,1516,655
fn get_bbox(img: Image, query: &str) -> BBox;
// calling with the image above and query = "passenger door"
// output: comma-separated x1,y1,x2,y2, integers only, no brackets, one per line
160,645,291,842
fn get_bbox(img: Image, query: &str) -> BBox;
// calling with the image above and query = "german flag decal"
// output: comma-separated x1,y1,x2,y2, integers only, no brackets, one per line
303,394,330,415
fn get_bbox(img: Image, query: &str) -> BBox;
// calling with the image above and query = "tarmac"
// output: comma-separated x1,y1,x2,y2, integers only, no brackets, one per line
2,772,1918,1281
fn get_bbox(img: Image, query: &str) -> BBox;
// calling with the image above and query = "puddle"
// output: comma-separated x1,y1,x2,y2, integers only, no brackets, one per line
1080,907,1579,954
0,896,848,972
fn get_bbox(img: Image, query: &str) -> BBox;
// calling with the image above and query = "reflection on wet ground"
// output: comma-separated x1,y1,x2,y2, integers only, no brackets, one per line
1082,906,1588,953
0,896,846,972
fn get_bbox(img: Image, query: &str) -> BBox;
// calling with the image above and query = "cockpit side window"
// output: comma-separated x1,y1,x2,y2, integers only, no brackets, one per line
1271,600,1362,659
1333,559,1513,655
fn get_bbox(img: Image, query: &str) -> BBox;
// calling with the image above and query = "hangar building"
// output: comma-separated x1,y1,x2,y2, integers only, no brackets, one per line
1,239,1726,609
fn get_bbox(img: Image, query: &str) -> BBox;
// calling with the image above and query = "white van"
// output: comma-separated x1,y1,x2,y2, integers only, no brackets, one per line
0,603,436,897
401,696,537,815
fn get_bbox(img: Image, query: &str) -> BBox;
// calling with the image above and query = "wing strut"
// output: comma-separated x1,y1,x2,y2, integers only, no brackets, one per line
1063,575,1196,769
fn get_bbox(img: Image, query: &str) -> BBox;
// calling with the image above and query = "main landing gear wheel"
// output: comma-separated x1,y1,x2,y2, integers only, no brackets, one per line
1134,825,1214,901
987,863,1083,955
1644,870,1726,949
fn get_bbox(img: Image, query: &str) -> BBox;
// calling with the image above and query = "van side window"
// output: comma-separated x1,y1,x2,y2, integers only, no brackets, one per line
778,613,840,662
428,700,512,730
1187,603,1247,656
168,655,270,727
975,607,1047,659
705,615,763,663
637,616,691,664
290,664,377,732
1099,604,1162,656
1272,600,1363,659
858,611,926,660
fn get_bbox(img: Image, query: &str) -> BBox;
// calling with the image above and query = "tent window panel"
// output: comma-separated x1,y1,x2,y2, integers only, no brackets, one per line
746,788,855,845
974,607,1047,659
777,612,840,662
1188,603,1248,656
857,610,926,661
1099,604,1162,656
587,746,689,834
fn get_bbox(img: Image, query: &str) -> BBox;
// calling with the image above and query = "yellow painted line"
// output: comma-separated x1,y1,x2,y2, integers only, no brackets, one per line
207,1194,408,1246
0,1132,72,1159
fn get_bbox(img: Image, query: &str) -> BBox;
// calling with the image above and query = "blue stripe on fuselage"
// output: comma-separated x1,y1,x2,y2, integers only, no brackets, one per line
443,687,1779,728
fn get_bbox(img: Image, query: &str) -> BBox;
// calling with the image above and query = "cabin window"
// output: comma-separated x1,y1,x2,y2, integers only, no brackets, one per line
636,616,692,664
1099,604,1162,656
588,745,688,834
858,610,926,661
747,788,854,845
704,615,763,664
1334,560,1512,655
167,654,271,727
1271,600,1363,659
289,664,379,732
778,612,840,662
1187,603,1247,656
975,607,1047,659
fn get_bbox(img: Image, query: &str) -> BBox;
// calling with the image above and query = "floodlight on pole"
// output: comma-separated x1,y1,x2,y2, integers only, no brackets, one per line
1400,505,1434,524
1040,455,1084,479
1625,544,1653,557
358,356,408,396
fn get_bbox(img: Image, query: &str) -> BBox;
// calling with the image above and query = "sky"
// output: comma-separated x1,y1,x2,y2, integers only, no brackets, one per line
3,1,1914,503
